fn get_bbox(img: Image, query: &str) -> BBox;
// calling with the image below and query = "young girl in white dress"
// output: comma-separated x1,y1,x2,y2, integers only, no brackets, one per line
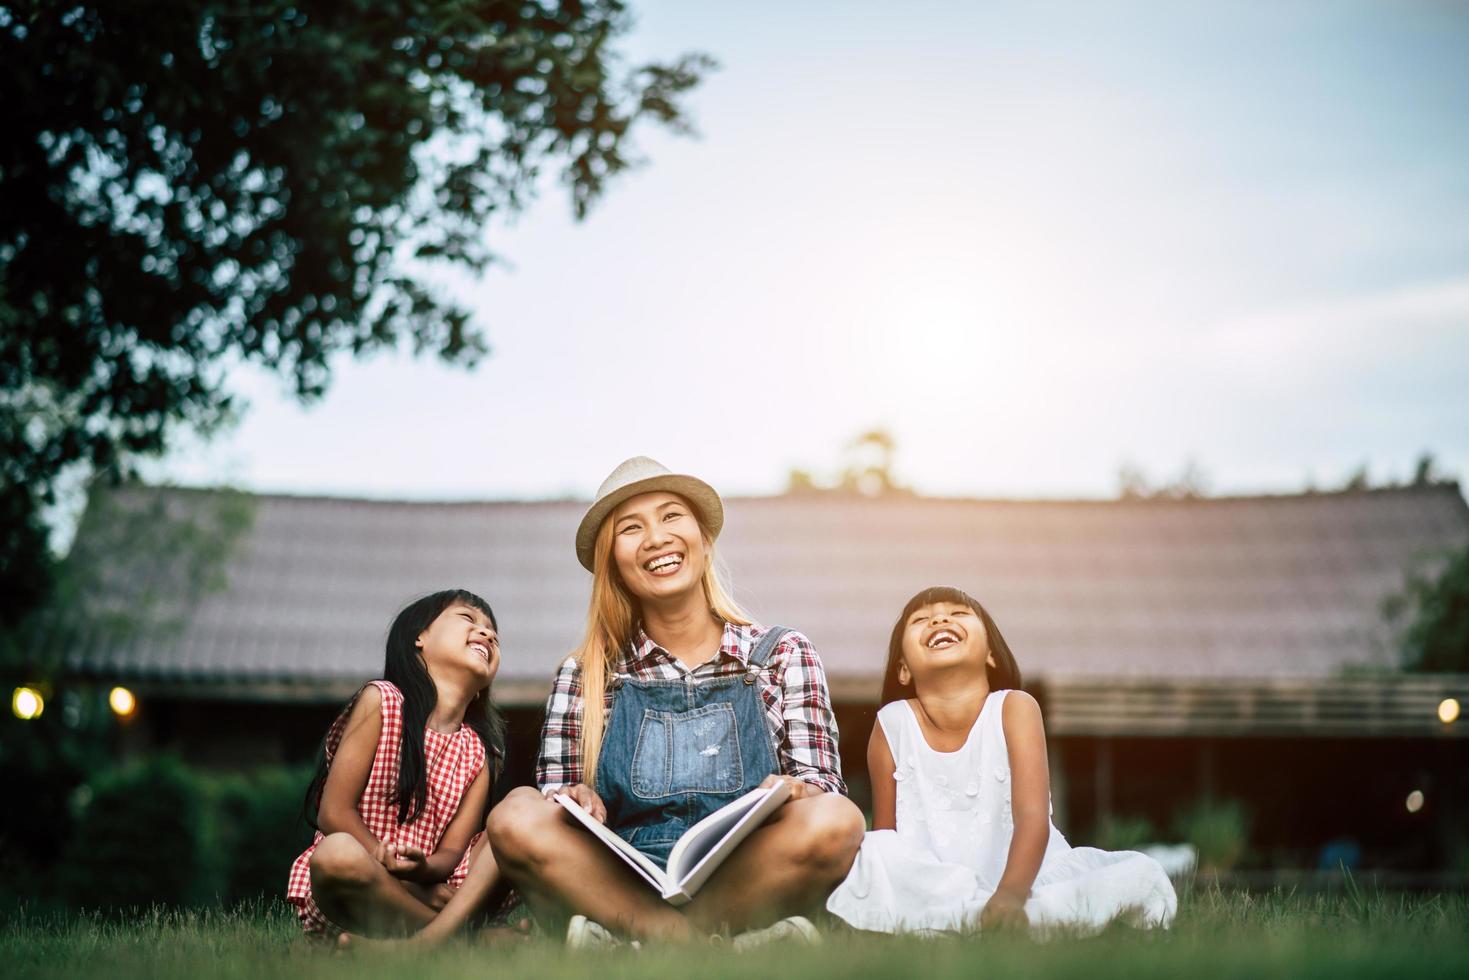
827,586,1177,935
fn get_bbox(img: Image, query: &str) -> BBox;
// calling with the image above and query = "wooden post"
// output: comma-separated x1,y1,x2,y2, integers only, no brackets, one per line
1198,738,1215,802
1095,736,1113,825
1049,738,1069,831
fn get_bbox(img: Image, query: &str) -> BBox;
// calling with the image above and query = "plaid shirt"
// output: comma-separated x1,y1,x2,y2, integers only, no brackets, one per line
536,622,846,795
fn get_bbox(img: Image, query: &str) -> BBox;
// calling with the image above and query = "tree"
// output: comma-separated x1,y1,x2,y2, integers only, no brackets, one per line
1116,461,1150,500
784,467,820,495
1114,459,1210,501
1341,464,1371,492
1386,542,1469,673
783,427,909,497
0,1,711,625
838,427,904,496
1411,452,1440,487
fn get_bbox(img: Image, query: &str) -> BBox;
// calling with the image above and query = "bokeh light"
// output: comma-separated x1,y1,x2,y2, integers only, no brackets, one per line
108,686,137,719
1439,698,1461,724
12,686,44,720
1405,790,1425,814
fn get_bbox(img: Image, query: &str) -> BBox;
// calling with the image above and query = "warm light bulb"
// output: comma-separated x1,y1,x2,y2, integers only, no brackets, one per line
1439,698,1461,724
108,686,137,718
1406,790,1425,813
12,687,44,720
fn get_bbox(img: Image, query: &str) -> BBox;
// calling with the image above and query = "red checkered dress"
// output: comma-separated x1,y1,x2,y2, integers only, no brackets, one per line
286,680,488,937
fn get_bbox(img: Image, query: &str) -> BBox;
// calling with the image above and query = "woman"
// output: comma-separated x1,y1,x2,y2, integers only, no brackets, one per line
487,457,864,944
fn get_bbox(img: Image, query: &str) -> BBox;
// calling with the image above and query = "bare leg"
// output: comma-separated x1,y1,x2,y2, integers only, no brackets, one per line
486,787,693,942
310,833,437,937
397,880,455,910
340,831,521,949
683,792,865,935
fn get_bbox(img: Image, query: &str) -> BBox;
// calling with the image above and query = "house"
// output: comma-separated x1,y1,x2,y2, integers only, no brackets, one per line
53,482,1469,870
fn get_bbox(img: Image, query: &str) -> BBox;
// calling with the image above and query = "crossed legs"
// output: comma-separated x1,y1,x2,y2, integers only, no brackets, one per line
309,829,511,943
485,787,864,941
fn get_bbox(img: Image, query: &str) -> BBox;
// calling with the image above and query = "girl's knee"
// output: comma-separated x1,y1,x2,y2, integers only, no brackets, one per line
310,833,377,890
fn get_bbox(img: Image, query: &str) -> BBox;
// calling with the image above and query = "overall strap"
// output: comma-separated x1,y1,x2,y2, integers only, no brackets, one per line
748,626,791,669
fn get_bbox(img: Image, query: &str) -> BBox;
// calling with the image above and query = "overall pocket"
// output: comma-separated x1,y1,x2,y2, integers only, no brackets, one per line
631,702,745,799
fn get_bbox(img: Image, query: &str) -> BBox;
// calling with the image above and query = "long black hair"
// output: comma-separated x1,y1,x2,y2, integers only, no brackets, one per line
879,585,1022,706
304,589,507,829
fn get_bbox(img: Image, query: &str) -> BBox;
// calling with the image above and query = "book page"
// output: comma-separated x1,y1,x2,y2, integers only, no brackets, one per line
665,781,791,899
553,793,670,893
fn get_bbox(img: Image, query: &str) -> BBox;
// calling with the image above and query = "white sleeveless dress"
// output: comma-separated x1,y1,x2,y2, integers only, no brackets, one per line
827,691,1177,934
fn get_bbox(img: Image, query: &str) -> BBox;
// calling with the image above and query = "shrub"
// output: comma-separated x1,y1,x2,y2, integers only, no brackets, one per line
205,765,315,906
54,757,314,910
58,755,206,909
1095,813,1158,851
1173,797,1250,872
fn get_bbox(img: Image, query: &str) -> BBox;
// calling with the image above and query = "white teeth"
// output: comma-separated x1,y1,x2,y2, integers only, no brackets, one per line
928,630,960,649
645,554,683,572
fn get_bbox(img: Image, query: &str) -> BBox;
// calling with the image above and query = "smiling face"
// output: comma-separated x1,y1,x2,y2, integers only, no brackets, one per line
898,599,996,688
415,601,499,686
609,490,708,602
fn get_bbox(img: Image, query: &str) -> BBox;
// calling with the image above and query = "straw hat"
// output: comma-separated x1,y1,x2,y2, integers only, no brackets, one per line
575,456,724,572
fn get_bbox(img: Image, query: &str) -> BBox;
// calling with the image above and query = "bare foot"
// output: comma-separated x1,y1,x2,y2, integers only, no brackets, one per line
335,931,412,952
472,918,534,947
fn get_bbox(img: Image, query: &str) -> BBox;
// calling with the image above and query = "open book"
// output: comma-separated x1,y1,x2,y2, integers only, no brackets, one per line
554,781,791,906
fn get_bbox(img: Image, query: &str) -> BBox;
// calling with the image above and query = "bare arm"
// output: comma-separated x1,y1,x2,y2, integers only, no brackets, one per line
983,691,1051,929
414,766,490,884
318,685,387,855
867,719,897,831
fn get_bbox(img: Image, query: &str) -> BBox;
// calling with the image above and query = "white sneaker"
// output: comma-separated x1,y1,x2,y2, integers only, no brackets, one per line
731,915,821,951
566,914,621,949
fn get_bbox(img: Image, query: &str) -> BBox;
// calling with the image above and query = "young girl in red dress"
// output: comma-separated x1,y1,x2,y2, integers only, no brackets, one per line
287,589,511,943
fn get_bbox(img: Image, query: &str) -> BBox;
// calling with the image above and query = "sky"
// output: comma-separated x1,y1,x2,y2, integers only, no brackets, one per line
151,0,1469,503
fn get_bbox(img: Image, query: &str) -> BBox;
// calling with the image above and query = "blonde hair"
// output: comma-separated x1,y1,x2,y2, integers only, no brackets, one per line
574,497,750,787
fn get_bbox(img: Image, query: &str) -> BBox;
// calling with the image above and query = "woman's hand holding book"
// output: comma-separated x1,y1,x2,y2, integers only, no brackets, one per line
759,773,824,803
545,783,608,823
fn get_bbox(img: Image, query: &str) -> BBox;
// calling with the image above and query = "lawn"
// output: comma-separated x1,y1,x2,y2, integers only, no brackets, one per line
4,882,1467,979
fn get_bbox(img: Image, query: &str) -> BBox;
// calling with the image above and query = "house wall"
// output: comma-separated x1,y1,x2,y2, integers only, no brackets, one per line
1048,735,1466,870
135,696,1468,872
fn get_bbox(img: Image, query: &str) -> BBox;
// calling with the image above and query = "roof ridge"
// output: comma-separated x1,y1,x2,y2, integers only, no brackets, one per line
113,479,1467,510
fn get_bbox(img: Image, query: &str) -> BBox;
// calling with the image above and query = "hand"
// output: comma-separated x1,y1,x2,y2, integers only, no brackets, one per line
546,782,607,823
373,839,430,882
759,773,823,802
979,890,1029,933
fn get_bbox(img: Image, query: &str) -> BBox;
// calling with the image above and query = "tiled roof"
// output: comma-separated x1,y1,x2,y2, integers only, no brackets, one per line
60,483,1469,702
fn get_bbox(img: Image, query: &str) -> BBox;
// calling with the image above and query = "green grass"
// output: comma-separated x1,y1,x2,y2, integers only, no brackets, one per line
3,883,1467,979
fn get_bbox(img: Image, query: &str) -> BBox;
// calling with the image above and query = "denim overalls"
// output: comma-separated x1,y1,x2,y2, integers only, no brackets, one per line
595,627,790,868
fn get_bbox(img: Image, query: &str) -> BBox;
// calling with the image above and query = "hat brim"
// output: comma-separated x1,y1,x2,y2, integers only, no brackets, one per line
575,474,724,572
